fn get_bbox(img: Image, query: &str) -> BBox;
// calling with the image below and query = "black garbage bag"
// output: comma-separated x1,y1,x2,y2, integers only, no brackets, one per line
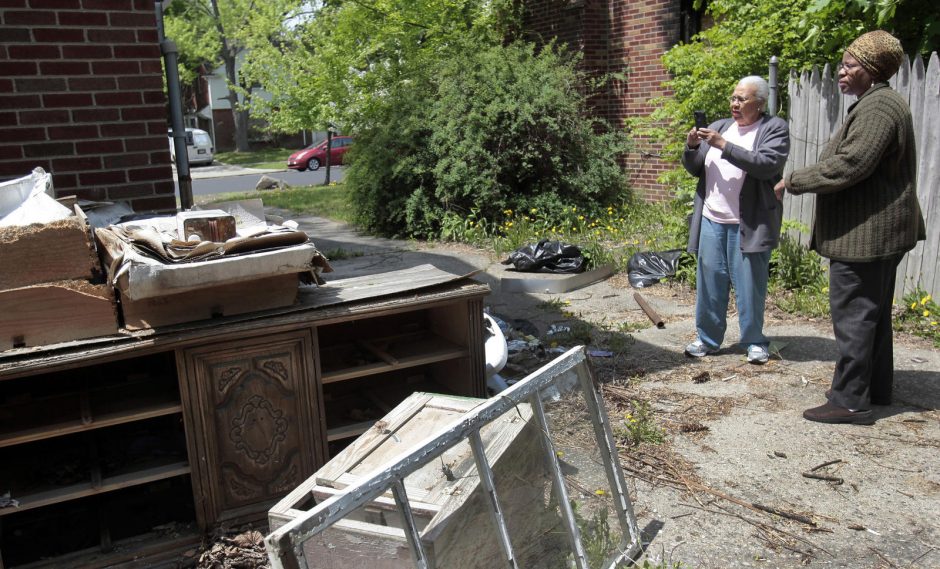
627,249,685,288
501,239,587,273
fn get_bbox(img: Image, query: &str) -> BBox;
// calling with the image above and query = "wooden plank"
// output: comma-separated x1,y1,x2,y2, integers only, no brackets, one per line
919,53,940,297
327,420,375,442
0,216,100,289
320,337,468,384
894,55,914,292
0,400,182,448
301,264,481,309
120,273,299,330
0,461,191,516
0,281,117,350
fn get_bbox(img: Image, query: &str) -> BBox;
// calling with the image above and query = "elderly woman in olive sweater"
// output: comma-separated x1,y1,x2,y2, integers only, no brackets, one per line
776,30,926,425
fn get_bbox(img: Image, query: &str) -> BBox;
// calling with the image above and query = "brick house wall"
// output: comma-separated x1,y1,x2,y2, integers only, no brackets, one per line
523,0,683,202
0,0,176,213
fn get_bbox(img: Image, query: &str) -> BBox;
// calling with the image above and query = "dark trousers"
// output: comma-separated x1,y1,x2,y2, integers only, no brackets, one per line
827,256,902,411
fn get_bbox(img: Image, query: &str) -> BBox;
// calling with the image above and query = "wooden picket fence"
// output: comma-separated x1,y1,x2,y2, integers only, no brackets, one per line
783,52,940,300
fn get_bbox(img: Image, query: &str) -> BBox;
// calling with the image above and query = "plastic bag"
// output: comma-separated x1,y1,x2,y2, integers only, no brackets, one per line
501,239,587,273
627,249,685,288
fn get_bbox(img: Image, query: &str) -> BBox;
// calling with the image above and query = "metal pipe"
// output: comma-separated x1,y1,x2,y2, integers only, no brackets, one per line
634,292,665,328
769,55,779,116
157,3,193,211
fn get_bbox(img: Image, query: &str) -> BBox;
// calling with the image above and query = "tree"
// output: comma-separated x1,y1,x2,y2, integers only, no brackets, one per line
163,0,301,152
346,41,631,238
240,0,521,134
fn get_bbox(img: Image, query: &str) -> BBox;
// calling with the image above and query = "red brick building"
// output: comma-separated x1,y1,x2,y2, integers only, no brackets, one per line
0,0,175,212
523,0,702,201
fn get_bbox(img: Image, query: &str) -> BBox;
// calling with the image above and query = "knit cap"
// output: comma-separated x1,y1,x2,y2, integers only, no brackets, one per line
845,30,904,82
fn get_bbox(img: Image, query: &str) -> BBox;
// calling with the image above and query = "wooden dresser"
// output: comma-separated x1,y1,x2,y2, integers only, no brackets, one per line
0,269,488,568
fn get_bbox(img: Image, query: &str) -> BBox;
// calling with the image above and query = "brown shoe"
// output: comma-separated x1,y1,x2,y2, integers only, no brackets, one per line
803,402,874,425
825,389,891,406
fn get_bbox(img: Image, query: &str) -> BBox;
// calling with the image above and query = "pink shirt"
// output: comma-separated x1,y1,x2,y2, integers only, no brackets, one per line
702,121,761,224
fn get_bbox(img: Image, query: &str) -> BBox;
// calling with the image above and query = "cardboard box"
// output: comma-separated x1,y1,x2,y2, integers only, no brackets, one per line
94,225,329,329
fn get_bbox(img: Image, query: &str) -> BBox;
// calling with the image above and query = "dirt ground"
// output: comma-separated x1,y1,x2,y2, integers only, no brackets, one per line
195,222,940,569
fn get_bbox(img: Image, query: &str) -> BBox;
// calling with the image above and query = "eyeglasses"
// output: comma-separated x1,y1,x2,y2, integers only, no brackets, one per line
837,62,861,72
729,96,751,104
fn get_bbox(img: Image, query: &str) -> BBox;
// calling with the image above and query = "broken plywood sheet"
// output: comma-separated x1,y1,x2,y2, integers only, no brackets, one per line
271,391,565,569
120,273,300,330
0,281,117,350
0,217,100,289
299,264,481,309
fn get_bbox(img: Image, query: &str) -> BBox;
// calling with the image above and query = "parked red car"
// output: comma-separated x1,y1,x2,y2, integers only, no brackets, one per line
287,136,353,171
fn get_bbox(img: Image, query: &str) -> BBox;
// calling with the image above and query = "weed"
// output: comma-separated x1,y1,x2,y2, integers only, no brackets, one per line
894,288,940,347
536,297,569,312
545,321,594,347
617,320,651,334
615,400,664,445
322,248,364,261
569,502,618,568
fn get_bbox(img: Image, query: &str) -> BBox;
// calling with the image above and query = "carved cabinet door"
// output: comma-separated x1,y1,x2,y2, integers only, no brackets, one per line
180,328,324,527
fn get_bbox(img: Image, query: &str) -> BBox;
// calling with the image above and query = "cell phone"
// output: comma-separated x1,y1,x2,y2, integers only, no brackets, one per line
694,110,708,130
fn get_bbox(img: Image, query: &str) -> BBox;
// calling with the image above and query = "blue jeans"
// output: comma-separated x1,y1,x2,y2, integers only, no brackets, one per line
695,217,771,350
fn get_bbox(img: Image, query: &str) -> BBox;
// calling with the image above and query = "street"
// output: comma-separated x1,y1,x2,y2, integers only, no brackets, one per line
175,164,346,196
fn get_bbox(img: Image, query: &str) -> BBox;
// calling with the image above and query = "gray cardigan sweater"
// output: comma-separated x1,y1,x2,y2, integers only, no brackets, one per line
683,114,790,254
785,83,925,262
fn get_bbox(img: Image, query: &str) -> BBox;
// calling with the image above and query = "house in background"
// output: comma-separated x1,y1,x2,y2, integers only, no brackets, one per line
524,0,704,201
194,55,307,152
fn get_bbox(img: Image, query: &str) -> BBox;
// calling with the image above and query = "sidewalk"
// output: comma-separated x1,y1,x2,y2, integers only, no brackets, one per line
172,163,285,180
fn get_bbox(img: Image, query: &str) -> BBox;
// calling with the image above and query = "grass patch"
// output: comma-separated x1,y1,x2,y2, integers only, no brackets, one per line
322,247,364,261
202,184,355,225
214,147,295,170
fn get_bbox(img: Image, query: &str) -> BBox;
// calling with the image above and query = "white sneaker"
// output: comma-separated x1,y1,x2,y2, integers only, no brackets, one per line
685,340,718,358
747,344,770,364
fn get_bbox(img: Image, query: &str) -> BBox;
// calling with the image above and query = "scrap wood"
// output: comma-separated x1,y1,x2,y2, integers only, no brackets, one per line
621,451,821,528
802,472,844,485
679,499,830,559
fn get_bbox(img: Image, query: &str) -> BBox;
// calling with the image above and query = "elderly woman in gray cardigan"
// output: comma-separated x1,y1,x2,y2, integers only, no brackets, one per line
776,31,926,425
682,76,790,365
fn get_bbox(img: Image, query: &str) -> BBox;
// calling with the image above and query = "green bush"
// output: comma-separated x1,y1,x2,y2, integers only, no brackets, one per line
346,41,632,239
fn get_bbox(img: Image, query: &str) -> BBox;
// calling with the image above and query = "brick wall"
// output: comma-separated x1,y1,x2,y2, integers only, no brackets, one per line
523,0,680,202
0,0,176,213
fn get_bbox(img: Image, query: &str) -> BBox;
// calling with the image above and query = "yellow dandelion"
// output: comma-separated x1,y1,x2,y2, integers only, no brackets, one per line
578,215,585,221
931,321,938,326
911,302,917,309
530,208,538,214
922,295,932,304
923,310,930,318
594,489,606,496
556,450,564,458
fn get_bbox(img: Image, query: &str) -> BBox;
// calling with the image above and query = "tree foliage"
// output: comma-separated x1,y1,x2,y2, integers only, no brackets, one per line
242,0,521,134
346,41,631,238
163,0,301,151
634,0,940,199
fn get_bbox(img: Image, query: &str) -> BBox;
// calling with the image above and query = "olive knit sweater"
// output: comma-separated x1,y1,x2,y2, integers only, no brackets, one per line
785,83,925,262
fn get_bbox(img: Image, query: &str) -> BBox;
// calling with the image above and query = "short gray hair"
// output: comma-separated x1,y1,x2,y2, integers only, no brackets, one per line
738,75,769,107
